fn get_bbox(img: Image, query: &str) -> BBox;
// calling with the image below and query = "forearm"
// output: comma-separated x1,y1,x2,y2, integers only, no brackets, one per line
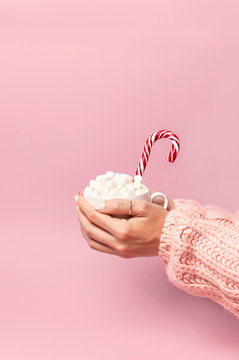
159,198,239,318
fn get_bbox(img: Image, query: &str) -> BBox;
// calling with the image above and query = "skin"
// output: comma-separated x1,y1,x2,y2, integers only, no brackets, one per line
76,189,175,259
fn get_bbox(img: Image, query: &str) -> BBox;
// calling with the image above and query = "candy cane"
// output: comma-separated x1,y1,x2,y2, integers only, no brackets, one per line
135,130,180,177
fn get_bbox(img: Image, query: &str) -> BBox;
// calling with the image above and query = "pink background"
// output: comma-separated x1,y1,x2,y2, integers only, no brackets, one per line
1,0,239,359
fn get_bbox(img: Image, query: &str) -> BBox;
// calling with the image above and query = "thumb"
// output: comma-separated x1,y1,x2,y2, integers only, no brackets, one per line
149,189,174,210
94,198,149,217
149,189,167,206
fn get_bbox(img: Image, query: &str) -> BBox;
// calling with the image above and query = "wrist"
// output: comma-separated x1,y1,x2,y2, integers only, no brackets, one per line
157,208,168,247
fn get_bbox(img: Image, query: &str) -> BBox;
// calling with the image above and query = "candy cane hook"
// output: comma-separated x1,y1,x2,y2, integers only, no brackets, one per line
135,130,180,177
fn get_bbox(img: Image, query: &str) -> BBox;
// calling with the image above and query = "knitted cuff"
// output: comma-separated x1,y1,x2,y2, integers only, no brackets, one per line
158,198,199,265
158,205,178,265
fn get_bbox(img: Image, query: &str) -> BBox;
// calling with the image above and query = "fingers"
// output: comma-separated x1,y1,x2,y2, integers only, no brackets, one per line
81,228,119,256
77,194,125,238
75,191,151,241
78,209,130,258
96,198,151,217
77,207,117,249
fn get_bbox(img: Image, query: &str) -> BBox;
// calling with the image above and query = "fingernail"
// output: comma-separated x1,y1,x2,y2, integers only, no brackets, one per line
75,195,79,202
94,202,105,210
76,205,79,211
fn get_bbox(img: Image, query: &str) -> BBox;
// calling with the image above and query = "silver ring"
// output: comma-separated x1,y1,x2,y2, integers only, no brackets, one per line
128,200,132,216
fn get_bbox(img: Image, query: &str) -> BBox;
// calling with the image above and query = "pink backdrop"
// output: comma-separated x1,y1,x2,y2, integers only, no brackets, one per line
1,1,239,359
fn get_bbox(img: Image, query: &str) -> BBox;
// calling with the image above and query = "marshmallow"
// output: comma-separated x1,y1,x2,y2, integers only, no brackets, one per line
95,175,102,184
107,179,115,188
84,171,148,197
89,179,96,189
105,171,114,179
134,175,143,182
84,186,92,196
109,188,120,196
135,188,145,195
118,173,130,185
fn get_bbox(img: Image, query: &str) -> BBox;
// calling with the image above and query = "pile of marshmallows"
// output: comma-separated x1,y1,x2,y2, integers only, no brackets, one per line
83,171,148,198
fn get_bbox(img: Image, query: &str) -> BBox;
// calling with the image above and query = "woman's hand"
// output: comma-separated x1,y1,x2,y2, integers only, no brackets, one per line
76,190,170,258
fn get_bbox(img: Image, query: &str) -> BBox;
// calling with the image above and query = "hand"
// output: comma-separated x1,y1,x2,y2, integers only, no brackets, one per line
76,189,169,258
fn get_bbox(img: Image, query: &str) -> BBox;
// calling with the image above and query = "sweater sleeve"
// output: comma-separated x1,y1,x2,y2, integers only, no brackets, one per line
159,198,239,318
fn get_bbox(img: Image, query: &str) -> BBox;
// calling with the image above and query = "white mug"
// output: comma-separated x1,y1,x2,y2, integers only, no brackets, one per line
84,189,168,218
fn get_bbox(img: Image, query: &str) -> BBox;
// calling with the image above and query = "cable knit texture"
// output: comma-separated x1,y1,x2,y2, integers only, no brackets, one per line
159,199,239,318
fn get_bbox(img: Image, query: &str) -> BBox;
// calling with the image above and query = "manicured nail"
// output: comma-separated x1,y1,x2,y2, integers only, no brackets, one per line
75,195,79,202
76,205,79,211
94,202,105,210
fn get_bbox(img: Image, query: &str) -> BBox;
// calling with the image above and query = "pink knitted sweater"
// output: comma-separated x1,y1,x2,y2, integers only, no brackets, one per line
159,198,239,319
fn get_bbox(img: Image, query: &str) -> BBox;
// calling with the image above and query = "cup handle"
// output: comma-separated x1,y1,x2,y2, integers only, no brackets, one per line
149,192,168,210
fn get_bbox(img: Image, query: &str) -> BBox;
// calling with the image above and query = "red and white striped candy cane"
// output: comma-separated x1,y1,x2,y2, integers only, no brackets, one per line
135,130,180,177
